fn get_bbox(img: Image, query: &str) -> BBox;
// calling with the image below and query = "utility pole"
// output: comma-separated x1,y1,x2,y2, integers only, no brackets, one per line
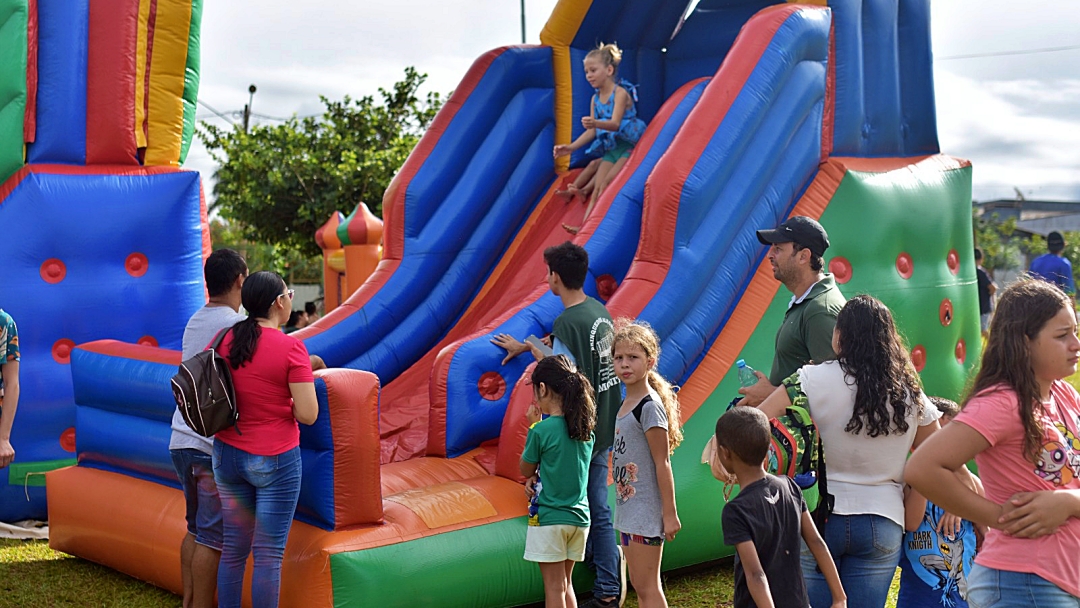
520,0,526,44
243,84,257,133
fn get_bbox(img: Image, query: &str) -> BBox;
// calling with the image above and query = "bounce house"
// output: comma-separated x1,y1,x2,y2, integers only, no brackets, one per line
315,203,383,314
41,0,977,607
0,0,207,522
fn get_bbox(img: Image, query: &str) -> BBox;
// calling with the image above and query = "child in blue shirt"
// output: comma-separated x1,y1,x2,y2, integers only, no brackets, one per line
899,397,985,607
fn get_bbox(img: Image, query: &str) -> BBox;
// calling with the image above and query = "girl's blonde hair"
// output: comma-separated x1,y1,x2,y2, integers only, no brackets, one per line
612,319,683,453
586,42,622,71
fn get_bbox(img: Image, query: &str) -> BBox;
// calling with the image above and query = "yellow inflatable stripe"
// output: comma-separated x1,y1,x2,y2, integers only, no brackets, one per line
144,0,191,166
134,0,152,149
540,0,593,174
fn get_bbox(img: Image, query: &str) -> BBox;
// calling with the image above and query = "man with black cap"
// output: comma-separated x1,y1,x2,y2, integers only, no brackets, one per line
738,216,846,406
1029,231,1076,299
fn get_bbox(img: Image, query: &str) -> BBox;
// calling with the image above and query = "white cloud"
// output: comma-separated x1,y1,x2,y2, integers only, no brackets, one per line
188,0,1080,205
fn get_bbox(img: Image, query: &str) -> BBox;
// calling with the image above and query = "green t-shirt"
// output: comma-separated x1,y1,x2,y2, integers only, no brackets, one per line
552,297,621,454
522,416,594,527
769,275,846,386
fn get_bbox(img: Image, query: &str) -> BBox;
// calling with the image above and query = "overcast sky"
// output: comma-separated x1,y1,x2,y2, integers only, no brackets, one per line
188,0,1080,204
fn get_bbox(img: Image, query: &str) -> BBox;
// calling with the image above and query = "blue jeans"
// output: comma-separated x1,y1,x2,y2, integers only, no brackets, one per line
968,565,1080,608
213,440,302,608
170,448,223,550
801,513,902,608
585,449,620,599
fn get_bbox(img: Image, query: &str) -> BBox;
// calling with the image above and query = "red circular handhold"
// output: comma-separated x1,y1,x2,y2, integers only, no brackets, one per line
829,257,852,284
60,428,76,453
52,338,76,364
596,274,618,301
138,335,159,347
939,299,954,326
955,338,967,365
40,258,67,284
478,371,507,401
947,249,960,275
126,253,149,277
911,345,926,372
896,253,914,279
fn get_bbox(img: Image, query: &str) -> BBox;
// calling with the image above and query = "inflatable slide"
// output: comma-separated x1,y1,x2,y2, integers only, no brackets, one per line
40,0,978,607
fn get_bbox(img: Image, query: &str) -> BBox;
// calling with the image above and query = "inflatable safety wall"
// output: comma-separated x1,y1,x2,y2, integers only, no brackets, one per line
0,0,206,521
47,1,977,606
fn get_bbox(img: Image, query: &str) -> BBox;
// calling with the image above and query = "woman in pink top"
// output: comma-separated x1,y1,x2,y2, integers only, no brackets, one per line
213,271,318,608
907,279,1080,606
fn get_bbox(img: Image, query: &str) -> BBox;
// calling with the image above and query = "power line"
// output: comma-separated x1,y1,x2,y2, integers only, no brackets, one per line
196,99,237,125
938,43,1080,61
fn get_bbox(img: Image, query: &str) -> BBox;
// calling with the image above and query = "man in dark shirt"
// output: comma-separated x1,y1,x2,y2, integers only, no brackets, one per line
974,248,996,338
712,407,845,608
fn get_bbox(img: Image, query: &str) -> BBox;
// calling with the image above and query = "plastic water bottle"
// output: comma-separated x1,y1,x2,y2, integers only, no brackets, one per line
736,359,758,388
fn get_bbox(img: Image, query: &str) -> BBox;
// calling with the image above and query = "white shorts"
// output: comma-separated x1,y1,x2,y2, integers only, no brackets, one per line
524,524,588,563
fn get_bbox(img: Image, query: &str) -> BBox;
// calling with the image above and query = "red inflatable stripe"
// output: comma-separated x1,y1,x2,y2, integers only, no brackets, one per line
87,0,140,164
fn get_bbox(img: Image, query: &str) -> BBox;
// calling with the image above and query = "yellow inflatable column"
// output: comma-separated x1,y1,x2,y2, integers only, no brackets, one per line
143,0,192,165
540,0,593,174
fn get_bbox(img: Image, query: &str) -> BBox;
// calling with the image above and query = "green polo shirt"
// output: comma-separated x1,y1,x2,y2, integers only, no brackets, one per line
768,275,846,385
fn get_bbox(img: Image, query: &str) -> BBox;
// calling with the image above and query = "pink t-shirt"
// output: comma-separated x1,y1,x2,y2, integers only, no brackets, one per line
954,381,1080,597
214,327,314,456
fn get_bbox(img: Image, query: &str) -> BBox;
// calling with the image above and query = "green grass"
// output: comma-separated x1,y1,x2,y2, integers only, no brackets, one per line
0,539,179,608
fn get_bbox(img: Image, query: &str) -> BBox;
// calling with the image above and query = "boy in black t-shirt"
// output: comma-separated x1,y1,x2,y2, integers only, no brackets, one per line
711,408,846,608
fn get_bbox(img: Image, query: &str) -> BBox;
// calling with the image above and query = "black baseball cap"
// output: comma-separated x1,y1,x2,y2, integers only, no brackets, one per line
1048,231,1066,252
756,216,830,257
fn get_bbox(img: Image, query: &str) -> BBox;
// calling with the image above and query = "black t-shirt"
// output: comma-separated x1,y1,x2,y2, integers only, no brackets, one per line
722,475,808,608
976,267,993,314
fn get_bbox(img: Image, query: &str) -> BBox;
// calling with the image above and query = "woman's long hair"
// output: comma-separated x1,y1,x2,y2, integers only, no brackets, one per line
836,295,923,437
967,278,1072,463
227,271,286,370
612,319,683,453
532,355,597,442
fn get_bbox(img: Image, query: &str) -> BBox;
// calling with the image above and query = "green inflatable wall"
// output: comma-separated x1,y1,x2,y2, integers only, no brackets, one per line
0,0,27,182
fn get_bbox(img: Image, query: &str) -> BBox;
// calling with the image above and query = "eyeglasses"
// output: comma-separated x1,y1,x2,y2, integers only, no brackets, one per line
279,289,294,301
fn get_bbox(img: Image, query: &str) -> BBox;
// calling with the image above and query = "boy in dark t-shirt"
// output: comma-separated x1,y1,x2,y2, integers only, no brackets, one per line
711,407,846,608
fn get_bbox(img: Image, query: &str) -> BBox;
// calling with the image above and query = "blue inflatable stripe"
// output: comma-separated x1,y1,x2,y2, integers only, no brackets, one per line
71,349,177,422
829,0,938,156
296,378,335,530
76,406,176,485
443,79,711,457
643,10,829,381
27,0,88,164
302,47,556,386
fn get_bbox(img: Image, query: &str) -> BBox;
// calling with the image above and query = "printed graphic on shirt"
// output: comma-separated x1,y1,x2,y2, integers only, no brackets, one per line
592,318,619,393
611,427,638,504
906,506,975,606
527,477,542,526
1035,417,1080,486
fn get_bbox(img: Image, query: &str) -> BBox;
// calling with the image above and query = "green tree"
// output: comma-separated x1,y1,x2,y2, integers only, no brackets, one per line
209,218,323,283
200,67,443,258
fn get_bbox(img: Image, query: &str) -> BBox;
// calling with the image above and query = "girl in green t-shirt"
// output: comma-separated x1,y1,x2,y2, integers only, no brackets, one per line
521,355,597,608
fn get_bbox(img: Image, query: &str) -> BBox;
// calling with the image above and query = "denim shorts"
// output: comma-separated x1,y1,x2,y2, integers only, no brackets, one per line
968,564,1080,608
170,448,223,551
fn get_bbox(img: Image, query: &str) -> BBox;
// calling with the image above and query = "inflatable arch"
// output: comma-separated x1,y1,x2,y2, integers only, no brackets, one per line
31,0,977,607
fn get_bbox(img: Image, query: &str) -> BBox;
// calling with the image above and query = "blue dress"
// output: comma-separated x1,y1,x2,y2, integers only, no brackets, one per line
585,79,647,157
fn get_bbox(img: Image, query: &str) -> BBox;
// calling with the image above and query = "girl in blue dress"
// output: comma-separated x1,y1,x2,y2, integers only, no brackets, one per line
554,43,647,234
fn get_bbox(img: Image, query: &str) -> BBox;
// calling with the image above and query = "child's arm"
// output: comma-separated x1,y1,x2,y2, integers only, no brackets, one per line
733,541,776,608
520,459,538,480
903,484,927,532
590,87,629,132
554,104,597,158
800,511,847,607
645,427,681,541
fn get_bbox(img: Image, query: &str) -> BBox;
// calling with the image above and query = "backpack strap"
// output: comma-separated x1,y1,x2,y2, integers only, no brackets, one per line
208,327,231,351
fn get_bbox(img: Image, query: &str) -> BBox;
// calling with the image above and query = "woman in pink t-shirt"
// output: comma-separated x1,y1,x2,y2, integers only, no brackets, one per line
213,271,318,608
907,279,1080,606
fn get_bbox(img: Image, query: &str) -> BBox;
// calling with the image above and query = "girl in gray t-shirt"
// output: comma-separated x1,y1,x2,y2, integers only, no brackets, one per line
610,321,684,606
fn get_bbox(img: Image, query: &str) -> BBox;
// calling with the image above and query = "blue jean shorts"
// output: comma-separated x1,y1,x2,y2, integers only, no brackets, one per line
170,448,224,551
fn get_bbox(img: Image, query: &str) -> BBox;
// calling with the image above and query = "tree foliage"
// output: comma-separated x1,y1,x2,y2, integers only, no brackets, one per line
973,208,1080,286
200,67,443,258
